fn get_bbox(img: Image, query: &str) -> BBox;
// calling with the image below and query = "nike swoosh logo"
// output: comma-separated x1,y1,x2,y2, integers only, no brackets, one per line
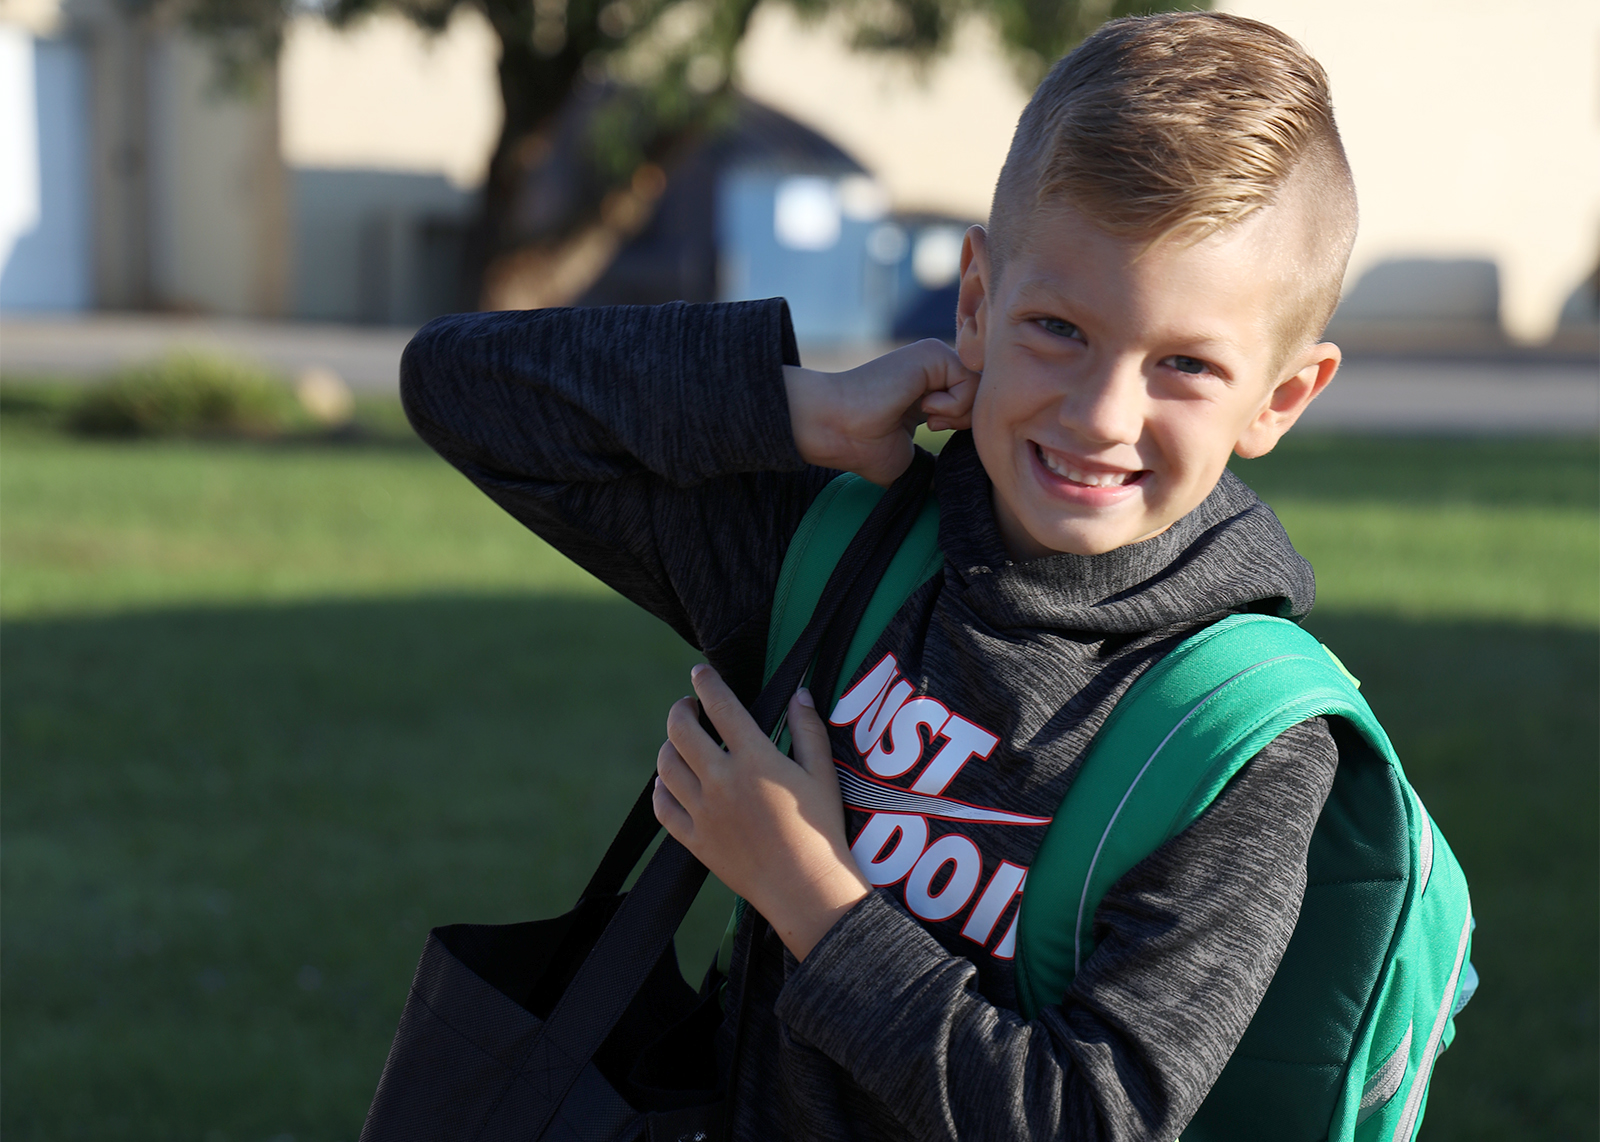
837,763,1052,826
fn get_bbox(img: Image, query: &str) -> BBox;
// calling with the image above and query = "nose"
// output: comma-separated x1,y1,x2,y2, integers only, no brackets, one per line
1058,354,1145,446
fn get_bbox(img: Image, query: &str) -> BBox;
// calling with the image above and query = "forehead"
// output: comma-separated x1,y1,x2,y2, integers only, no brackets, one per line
1002,202,1303,358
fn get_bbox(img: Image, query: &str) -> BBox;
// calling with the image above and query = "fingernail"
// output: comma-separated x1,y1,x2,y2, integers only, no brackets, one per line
795,687,815,709
691,663,708,680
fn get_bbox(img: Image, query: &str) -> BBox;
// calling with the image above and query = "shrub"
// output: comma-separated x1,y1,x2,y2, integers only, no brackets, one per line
67,354,304,438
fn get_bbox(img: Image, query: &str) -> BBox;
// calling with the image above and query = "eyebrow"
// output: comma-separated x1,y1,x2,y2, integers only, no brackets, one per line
1169,334,1244,355
1009,279,1080,311
1010,281,1247,358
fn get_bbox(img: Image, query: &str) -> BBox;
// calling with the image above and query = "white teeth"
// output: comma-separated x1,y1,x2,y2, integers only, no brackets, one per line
1037,446,1135,487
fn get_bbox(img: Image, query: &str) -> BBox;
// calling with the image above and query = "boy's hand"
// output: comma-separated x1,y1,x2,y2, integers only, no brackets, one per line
653,664,870,961
785,339,979,487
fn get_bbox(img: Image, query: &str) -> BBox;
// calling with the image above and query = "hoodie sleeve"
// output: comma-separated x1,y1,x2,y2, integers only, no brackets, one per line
399,300,835,696
774,717,1339,1142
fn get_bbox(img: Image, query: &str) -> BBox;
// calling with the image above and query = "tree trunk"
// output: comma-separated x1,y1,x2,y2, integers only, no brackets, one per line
466,5,589,309
462,0,758,311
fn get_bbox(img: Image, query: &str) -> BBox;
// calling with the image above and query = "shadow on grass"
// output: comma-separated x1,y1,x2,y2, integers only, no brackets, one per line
2,596,1595,1141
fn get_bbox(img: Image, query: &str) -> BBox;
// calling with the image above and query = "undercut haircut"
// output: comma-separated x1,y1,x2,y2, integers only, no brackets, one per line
990,12,1359,355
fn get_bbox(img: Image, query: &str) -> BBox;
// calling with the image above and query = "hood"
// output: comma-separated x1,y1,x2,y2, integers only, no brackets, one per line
933,432,1315,637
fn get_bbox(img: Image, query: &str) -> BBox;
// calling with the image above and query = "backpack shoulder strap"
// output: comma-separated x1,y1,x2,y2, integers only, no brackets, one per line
1013,613,1396,1019
765,472,944,704
718,472,943,974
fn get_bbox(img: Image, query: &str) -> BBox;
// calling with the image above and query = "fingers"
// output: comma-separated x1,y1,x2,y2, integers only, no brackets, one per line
918,342,979,432
922,379,976,426
786,688,836,778
664,694,717,775
656,738,700,806
913,338,981,388
687,664,762,751
652,776,694,838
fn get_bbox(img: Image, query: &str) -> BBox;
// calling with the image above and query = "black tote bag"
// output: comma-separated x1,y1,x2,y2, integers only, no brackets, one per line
360,451,937,1142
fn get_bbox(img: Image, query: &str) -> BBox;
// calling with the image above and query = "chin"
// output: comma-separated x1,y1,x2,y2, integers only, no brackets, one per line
1043,532,1127,557
1022,508,1173,557
1017,518,1120,558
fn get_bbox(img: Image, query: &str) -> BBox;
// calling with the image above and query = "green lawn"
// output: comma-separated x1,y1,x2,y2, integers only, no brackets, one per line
3,402,1595,1141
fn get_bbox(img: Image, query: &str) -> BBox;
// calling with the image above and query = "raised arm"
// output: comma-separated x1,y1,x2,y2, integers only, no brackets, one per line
400,301,823,692
400,301,976,696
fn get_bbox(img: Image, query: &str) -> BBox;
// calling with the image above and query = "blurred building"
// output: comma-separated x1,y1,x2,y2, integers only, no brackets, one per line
0,0,484,325
1,1,289,318
1,0,1595,351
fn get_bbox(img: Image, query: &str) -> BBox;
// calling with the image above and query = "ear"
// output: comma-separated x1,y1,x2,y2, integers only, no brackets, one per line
955,226,991,373
1234,343,1341,459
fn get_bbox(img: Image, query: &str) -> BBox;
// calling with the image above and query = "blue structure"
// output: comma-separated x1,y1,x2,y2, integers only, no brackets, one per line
717,168,974,345
718,169,903,344
1,36,93,312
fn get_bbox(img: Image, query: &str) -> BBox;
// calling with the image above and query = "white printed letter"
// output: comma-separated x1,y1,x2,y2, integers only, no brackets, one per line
854,679,913,756
850,813,928,887
829,653,898,726
904,834,983,922
960,862,1027,947
993,910,1020,959
866,697,951,779
911,714,1000,794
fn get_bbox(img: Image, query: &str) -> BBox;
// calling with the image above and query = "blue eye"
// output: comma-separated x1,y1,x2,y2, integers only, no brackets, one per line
1039,318,1083,341
1167,356,1210,375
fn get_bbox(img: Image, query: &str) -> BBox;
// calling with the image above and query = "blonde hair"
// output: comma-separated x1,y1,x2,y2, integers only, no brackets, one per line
990,12,1358,352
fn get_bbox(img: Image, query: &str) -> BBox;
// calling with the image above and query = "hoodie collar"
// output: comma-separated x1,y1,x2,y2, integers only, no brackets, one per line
933,432,1315,636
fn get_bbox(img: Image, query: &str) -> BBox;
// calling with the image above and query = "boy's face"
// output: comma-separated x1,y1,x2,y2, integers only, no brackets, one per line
955,203,1340,560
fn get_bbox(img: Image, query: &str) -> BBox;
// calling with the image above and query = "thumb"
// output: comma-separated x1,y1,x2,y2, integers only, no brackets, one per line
788,688,837,778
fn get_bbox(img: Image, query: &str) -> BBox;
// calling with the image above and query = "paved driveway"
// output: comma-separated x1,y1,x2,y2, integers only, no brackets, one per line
3,314,1595,434
1297,357,1597,433
1,314,415,391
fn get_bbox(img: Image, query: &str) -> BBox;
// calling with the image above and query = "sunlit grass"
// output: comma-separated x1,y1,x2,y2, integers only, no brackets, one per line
1235,434,1599,629
1273,501,1597,626
1,425,605,617
5,419,1596,627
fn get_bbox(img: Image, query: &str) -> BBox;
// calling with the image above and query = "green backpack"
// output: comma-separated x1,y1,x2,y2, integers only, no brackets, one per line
750,472,1477,1142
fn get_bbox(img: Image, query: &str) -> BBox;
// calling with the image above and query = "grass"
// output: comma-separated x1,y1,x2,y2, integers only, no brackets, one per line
1234,436,1599,627
2,394,1596,1141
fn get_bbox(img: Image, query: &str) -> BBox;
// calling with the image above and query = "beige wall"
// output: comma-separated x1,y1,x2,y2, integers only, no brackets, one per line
279,9,501,190
1218,0,1599,343
0,0,60,34
146,32,288,316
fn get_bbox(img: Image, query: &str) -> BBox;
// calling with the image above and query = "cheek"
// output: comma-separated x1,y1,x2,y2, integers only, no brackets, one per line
1149,414,1239,495
971,360,1043,436
969,379,1002,450
969,376,1029,481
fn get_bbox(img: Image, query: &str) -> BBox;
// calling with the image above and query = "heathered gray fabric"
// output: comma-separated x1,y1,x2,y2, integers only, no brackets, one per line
401,299,1340,1142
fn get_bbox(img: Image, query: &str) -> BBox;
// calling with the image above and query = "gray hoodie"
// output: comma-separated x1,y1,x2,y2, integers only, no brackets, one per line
400,298,1338,1142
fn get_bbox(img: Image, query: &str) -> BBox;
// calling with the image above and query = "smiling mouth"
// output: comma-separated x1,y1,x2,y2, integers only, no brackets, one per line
1033,443,1147,488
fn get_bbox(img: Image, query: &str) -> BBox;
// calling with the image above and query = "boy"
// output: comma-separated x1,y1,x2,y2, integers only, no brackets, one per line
400,12,1358,1139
